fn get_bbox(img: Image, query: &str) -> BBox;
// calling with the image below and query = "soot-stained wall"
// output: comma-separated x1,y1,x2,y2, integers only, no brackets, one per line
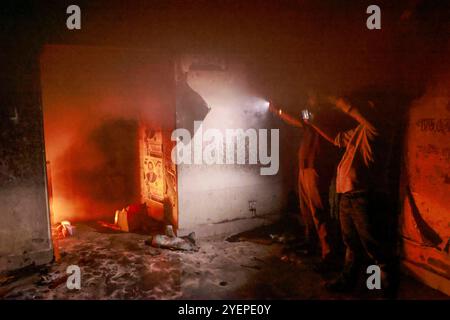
40,45,175,222
0,48,53,272
400,70,450,295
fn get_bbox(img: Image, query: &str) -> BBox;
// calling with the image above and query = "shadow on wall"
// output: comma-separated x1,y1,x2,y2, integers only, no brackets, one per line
40,45,177,223
49,118,140,222
176,71,211,139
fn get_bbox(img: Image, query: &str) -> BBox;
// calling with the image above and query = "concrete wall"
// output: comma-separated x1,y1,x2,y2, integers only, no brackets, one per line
0,49,53,273
176,56,286,236
400,70,450,295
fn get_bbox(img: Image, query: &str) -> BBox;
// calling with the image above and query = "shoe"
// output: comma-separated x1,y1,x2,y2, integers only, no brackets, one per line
324,275,356,293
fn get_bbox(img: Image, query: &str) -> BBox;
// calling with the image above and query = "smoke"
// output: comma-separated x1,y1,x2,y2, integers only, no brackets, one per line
41,45,175,222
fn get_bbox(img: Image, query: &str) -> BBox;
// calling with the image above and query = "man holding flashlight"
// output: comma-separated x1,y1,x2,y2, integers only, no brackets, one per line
306,96,389,292
269,94,336,269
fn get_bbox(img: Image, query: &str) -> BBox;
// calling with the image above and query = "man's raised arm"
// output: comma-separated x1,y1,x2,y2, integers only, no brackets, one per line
331,96,377,136
269,103,304,128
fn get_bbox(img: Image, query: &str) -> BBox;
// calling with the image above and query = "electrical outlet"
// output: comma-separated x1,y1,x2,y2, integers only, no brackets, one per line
248,200,257,217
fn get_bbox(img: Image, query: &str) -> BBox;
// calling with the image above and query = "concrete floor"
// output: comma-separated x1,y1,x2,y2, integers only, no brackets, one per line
0,222,447,300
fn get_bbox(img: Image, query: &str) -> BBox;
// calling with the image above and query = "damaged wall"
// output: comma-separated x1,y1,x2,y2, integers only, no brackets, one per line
139,125,178,227
400,70,450,295
0,47,53,272
40,45,176,223
176,55,287,235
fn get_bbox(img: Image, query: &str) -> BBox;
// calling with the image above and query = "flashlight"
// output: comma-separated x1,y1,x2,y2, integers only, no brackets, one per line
255,98,270,112
301,109,312,120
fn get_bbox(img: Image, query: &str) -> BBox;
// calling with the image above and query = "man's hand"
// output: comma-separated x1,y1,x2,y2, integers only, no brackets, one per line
268,102,278,115
269,103,284,117
330,96,378,136
302,118,310,126
269,103,304,128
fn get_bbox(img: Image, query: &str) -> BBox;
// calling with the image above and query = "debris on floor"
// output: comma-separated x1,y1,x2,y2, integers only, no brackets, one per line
145,228,199,251
226,217,309,266
280,254,303,265
38,270,68,289
115,203,165,233
53,220,75,239
99,203,165,234
0,263,48,298
226,215,302,245
270,233,296,244
0,222,447,300
0,274,15,287
96,220,122,232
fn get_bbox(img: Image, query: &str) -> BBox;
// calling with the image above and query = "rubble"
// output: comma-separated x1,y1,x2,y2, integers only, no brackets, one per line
145,228,199,251
53,220,75,239
226,217,301,245
112,203,165,233
37,270,68,289
0,264,48,298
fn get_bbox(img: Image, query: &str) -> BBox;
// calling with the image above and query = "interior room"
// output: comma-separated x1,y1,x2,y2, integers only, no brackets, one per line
0,0,448,300
41,45,177,228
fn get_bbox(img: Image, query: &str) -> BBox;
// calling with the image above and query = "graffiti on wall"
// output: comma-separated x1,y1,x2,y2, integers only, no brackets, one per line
140,127,165,202
416,118,450,134
401,79,450,289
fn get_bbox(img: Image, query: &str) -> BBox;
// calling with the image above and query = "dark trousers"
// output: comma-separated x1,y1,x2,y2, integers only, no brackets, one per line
339,192,387,280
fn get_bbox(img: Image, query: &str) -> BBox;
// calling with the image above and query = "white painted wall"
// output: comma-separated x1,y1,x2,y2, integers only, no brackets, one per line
176,57,286,231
